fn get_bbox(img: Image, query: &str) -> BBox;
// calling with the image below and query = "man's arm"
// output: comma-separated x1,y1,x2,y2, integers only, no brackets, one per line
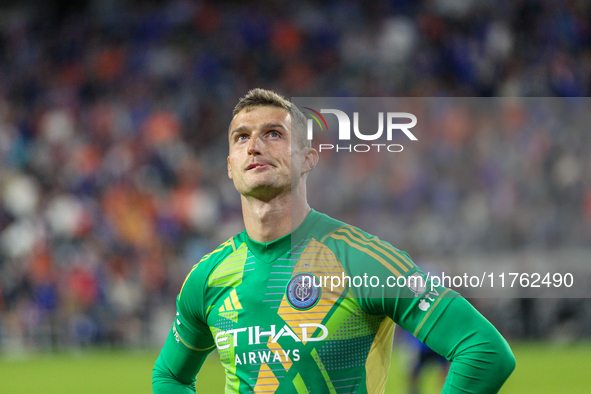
420,296,515,393
152,262,217,393
319,228,515,392
152,327,215,393
352,252,514,392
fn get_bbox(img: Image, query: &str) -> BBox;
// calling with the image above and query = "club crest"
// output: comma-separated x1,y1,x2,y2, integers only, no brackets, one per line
286,273,321,310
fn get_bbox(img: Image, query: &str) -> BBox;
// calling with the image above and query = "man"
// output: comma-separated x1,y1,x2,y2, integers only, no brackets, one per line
153,89,515,393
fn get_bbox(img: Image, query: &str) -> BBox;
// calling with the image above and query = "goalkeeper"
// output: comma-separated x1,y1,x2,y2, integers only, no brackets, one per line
153,89,515,393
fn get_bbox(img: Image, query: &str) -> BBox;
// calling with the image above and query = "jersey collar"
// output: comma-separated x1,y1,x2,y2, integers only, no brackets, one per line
245,209,321,263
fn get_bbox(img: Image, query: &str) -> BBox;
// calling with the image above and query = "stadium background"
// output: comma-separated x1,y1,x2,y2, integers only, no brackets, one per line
0,0,590,393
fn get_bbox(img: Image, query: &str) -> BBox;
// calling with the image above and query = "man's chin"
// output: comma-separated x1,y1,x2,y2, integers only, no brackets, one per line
239,183,290,202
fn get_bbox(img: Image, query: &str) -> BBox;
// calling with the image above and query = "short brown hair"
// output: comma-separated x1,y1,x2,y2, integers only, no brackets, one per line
232,88,310,149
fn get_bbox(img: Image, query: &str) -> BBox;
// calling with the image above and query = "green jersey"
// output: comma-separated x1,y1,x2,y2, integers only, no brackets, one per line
163,210,455,393
153,210,515,393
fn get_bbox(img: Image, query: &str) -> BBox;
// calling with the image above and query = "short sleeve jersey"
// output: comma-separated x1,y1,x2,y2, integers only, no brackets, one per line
173,210,458,394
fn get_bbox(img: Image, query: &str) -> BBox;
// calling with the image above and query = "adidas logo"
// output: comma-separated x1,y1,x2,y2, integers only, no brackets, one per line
218,289,242,323
219,289,242,312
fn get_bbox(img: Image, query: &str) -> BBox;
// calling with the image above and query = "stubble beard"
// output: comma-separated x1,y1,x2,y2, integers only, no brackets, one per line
238,175,292,203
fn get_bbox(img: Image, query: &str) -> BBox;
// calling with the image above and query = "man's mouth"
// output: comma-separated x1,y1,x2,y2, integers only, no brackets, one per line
246,162,271,171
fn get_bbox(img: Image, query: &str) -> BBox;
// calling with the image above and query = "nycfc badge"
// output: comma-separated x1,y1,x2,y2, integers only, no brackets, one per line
286,273,321,310
407,272,427,297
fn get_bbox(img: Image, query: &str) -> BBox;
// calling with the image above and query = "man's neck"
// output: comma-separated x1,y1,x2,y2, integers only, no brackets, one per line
241,191,310,243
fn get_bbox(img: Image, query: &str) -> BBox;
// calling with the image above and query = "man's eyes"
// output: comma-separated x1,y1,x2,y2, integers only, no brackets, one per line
236,131,280,141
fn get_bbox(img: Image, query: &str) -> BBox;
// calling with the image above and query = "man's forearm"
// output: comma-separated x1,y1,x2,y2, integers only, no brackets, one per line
152,358,196,394
423,297,516,393
152,330,211,393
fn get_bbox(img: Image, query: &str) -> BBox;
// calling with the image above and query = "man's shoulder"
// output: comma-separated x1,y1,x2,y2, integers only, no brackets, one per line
309,211,383,246
201,237,240,263
197,232,249,270
182,233,244,278
178,233,247,299
311,211,416,275
306,210,349,240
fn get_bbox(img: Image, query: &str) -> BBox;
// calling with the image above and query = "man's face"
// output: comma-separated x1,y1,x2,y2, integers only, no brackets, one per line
228,106,302,200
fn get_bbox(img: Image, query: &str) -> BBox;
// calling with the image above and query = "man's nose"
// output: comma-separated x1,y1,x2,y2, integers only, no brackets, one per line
247,135,262,155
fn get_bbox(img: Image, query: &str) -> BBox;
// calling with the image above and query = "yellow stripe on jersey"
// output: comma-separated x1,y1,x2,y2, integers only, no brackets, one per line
365,317,395,394
319,225,347,243
344,226,415,269
224,297,233,312
208,244,248,288
267,340,293,372
179,239,234,300
199,238,233,263
330,234,403,277
173,325,216,352
219,289,242,313
253,363,279,393
277,239,346,342
413,288,451,338
335,227,410,273
230,289,242,310
179,264,200,300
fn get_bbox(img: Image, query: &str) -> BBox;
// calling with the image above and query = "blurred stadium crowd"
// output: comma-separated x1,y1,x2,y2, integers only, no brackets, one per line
0,0,590,350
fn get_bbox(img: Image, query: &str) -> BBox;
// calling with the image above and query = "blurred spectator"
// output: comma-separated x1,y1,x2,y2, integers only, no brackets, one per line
0,0,589,349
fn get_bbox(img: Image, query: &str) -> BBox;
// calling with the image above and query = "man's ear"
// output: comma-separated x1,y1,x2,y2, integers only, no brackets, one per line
302,148,319,175
227,156,233,179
